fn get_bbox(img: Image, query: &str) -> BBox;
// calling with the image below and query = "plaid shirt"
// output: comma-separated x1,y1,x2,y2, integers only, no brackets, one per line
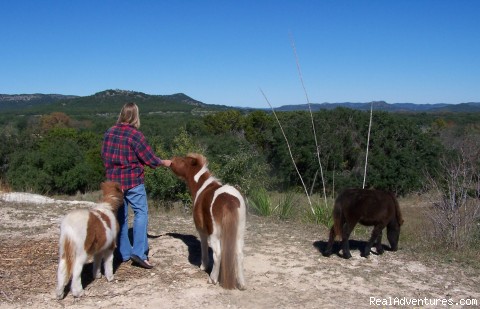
101,123,162,190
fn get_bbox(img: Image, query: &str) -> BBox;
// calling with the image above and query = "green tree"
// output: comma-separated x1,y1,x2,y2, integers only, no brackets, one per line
203,110,244,135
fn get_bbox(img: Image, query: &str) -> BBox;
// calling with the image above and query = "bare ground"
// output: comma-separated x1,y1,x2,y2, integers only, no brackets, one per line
0,194,479,309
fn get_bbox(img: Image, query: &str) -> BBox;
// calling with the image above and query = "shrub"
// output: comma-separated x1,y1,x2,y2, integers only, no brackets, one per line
425,149,480,249
304,196,334,228
248,188,274,216
276,191,296,220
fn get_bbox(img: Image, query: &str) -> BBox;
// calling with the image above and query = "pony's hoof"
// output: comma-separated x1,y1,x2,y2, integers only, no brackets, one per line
106,274,114,282
377,248,385,255
343,253,352,259
237,284,246,290
95,273,102,279
56,290,65,300
72,289,85,298
362,249,371,258
208,277,218,285
323,250,332,257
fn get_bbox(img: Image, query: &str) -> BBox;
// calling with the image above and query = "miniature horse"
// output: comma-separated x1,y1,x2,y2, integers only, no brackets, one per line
325,188,404,259
170,153,246,290
56,181,123,299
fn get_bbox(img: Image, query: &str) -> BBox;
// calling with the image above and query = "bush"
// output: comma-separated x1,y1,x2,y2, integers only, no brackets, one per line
304,196,334,228
425,148,480,249
6,128,105,194
276,191,296,220
214,149,272,195
248,188,274,216
144,167,185,202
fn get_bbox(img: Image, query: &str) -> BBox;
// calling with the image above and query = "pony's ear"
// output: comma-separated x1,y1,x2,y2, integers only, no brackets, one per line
187,156,198,167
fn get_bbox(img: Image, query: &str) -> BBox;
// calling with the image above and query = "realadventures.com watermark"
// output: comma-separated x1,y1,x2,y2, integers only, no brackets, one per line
370,296,478,307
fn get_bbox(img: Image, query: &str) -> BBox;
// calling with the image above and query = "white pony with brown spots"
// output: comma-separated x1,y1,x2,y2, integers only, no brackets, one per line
170,153,246,290
55,181,123,299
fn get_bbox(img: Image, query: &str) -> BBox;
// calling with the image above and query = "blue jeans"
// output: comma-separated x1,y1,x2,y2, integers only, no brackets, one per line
117,184,149,261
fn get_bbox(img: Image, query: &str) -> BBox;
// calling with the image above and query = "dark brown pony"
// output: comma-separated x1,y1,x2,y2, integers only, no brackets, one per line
324,188,404,259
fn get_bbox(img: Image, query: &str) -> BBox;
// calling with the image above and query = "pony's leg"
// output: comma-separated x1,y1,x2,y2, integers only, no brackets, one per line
341,222,355,259
364,225,385,257
93,253,102,279
208,236,221,285
236,236,246,290
375,233,385,255
103,249,115,282
70,254,87,298
199,232,209,271
325,226,336,256
56,258,68,299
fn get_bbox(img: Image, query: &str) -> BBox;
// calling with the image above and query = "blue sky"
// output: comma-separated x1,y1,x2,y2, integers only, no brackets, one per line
1,1,479,108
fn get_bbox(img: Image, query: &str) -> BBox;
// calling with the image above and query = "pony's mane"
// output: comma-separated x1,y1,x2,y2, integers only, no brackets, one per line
99,181,123,210
186,153,207,167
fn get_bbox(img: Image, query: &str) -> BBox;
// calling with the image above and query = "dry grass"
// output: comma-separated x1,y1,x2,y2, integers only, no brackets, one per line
397,194,480,268
0,238,58,302
0,179,12,193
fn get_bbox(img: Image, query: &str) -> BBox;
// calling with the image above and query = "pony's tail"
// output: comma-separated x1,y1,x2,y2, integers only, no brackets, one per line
61,235,75,280
56,233,75,298
219,204,239,289
332,201,343,240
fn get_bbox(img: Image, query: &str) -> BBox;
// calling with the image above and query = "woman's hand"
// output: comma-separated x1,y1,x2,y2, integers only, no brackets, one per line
162,159,172,167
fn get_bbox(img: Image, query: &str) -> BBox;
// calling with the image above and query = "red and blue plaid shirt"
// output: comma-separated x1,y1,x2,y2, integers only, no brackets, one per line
101,123,163,190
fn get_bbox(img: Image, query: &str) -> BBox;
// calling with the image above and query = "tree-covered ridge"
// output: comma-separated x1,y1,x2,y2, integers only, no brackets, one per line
3,104,478,200
0,89,232,115
273,101,480,113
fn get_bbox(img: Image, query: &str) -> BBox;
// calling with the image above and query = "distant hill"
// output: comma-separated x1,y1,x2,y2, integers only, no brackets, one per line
1,90,479,114
0,89,230,114
272,101,480,113
0,93,78,110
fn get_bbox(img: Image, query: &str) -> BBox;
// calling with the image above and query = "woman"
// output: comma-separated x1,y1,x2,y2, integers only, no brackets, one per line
101,102,171,269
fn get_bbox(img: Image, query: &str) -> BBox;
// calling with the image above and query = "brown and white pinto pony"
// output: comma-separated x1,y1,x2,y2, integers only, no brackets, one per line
170,153,246,290
56,181,123,299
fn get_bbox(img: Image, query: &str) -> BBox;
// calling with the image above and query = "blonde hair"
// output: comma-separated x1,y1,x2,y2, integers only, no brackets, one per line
117,102,140,128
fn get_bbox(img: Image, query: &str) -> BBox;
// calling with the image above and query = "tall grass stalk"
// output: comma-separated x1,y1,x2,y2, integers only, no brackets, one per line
363,102,373,188
290,33,328,209
260,89,313,213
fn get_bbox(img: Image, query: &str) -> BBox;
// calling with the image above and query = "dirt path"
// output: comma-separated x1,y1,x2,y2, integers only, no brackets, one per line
0,194,479,308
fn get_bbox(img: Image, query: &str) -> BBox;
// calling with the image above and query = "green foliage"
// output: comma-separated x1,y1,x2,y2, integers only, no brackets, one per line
6,127,104,194
276,191,296,220
144,167,183,201
203,110,244,135
248,190,297,220
248,188,274,216
171,126,205,156
145,127,204,205
6,153,53,193
213,149,272,195
366,112,442,194
304,197,334,228
0,102,472,202
243,110,275,149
